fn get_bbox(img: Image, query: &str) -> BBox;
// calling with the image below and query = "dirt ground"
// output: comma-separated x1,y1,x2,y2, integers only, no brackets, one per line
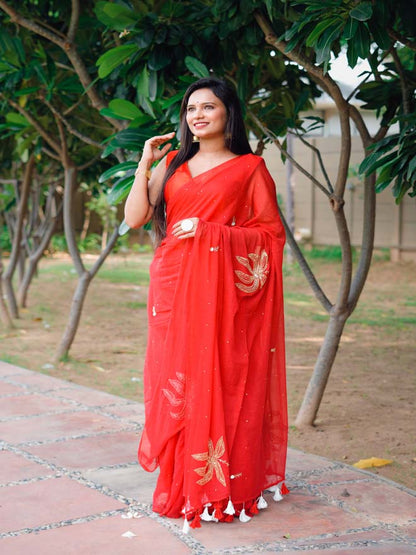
1,252,415,490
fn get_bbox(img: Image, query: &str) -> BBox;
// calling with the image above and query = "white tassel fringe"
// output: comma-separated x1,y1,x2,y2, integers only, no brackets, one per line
182,517,190,534
224,499,235,515
257,494,268,509
201,505,214,522
273,485,284,502
239,508,252,523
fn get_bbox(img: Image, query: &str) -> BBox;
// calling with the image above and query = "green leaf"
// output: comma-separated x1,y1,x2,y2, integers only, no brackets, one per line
149,70,158,101
306,18,339,47
265,0,274,21
99,161,137,183
112,127,154,150
13,86,40,97
148,48,171,71
354,23,370,59
359,150,396,176
315,22,344,65
350,2,373,22
100,107,131,121
184,56,209,78
107,176,135,205
406,156,416,181
346,34,359,67
136,67,157,101
5,112,30,128
368,21,391,50
342,17,358,41
96,44,137,78
281,91,295,118
94,1,137,31
136,66,150,97
118,219,131,236
108,99,143,120
137,94,156,118
56,76,84,94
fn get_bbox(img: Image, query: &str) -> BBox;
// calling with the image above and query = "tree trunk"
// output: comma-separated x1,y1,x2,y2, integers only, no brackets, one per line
0,251,13,329
17,211,59,307
295,309,349,427
285,132,295,264
2,155,34,318
55,225,119,361
55,270,91,361
56,164,119,360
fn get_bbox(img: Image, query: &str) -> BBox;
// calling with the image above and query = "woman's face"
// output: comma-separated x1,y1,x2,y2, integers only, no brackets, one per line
185,88,228,141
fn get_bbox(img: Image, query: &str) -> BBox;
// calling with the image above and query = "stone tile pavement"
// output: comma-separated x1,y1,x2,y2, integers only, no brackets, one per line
1,360,415,554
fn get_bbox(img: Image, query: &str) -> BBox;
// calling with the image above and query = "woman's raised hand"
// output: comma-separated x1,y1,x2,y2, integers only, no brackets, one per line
141,132,175,166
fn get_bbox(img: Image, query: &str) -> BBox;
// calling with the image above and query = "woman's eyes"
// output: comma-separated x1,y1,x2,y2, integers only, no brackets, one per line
187,105,215,112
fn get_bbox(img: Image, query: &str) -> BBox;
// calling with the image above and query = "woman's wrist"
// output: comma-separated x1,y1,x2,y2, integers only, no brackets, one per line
135,159,152,178
135,166,152,179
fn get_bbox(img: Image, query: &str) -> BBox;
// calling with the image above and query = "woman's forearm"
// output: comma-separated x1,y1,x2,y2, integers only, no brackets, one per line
124,161,153,229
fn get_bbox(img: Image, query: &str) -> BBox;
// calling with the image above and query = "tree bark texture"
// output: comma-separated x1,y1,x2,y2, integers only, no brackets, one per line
294,310,349,427
0,253,13,329
55,271,92,361
56,164,120,360
17,210,59,308
2,155,34,318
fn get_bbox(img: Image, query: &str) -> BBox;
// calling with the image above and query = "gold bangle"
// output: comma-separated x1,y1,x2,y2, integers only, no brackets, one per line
135,167,152,179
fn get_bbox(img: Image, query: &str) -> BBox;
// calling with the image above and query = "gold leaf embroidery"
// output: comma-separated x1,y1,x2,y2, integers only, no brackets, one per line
162,372,185,420
234,248,269,293
192,436,228,487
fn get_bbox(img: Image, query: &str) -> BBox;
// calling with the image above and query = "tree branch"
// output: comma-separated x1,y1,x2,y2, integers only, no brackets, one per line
254,11,351,199
0,1,66,47
89,225,120,278
391,48,411,115
63,166,84,275
1,94,62,156
331,206,352,311
349,105,372,147
77,153,102,171
278,206,333,312
248,110,331,197
348,173,376,311
388,28,416,51
43,99,104,149
68,0,80,43
41,146,61,162
291,129,334,193
0,0,125,131
55,117,69,167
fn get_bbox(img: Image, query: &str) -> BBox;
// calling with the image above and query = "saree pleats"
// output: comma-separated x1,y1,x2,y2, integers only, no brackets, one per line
139,153,287,518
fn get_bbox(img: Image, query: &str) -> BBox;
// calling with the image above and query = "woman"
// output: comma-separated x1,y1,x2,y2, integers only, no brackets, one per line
125,77,288,530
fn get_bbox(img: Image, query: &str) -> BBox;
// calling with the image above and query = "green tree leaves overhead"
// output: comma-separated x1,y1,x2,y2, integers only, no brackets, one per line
96,44,137,78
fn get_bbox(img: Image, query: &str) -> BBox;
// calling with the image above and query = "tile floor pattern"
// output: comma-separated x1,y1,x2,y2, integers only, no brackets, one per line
1,360,415,554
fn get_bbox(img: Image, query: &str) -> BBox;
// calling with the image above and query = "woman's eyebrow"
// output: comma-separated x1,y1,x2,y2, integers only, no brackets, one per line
187,101,217,107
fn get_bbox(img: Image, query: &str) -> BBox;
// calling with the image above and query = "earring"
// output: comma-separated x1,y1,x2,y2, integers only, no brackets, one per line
192,135,200,143
225,132,231,141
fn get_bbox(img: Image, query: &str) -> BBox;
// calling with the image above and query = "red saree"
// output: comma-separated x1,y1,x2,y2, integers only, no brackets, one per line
138,152,288,524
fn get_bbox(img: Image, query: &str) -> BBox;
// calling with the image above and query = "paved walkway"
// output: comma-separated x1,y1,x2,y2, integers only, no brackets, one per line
1,360,415,554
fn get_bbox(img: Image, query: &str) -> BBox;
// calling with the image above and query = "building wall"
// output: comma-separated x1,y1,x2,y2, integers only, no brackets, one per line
261,137,416,261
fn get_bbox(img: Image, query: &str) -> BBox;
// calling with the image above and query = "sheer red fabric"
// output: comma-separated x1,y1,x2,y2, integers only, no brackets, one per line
138,152,288,520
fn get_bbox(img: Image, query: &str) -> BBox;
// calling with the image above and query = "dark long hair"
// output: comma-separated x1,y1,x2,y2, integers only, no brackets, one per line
152,77,252,245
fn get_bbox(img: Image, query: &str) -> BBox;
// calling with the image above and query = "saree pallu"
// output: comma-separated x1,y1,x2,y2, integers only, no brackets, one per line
138,153,288,521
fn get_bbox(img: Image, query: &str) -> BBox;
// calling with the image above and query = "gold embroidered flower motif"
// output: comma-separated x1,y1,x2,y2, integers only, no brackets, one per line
162,372,186,420
192,436,228,487
235,248,269,293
